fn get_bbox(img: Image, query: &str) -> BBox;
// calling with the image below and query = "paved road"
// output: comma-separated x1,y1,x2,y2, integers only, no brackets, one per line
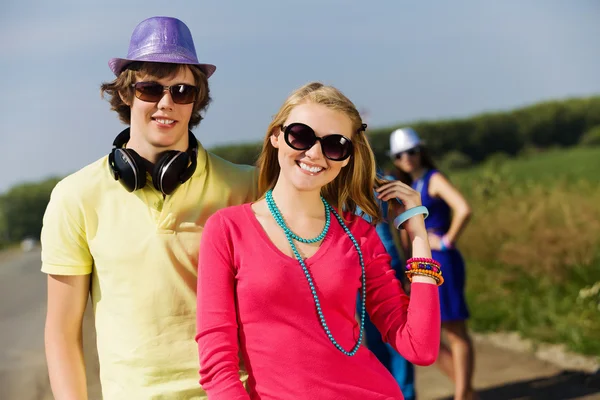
0,248,101,400
1,248,598,399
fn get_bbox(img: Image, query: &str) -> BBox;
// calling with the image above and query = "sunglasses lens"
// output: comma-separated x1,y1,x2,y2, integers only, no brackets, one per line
284,123,353,161
134,83,197,104
170,84,197,104
321,135,352,161
134,82,164,102
394,147,419,159
285,124,316,150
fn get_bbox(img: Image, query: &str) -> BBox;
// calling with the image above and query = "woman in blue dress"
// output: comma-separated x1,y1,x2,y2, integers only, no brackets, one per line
356,166,416,400
388,127,478,400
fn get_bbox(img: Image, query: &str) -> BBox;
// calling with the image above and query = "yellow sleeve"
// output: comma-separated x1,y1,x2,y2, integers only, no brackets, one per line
41,180,93,275
246,166,260,203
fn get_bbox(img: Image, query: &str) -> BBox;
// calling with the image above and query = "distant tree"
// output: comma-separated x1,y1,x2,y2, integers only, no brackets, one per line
210,143,262,166
0,204,7,248
207,96,600,167
580,125,600,146
440,151,473,171
0,177,61,242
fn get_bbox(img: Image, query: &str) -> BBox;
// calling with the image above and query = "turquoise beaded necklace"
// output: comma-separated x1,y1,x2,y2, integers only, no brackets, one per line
265,189,366,356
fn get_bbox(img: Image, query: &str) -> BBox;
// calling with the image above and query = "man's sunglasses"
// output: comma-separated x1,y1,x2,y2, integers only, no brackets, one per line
393,147,420,159
282,122,354,161
131,82,199,104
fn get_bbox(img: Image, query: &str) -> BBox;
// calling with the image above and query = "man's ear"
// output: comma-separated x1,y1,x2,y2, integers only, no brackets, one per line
119,90,131,106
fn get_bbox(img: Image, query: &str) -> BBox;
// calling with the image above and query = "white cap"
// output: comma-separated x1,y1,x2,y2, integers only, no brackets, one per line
389,127,423,155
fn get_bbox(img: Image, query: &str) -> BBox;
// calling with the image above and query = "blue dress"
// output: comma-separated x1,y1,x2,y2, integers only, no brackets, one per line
356,174,415,400
412,169,470,322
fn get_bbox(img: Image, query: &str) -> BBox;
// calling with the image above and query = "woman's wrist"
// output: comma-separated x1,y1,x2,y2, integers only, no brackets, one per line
394,205,429,231
410,274,438,285
409,232,432,259
440,235,454,251
404,215,427,240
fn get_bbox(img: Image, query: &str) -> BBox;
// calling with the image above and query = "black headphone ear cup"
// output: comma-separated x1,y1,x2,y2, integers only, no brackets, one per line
112,148,147,192
152,151,189,195
180,132,198,183
108,150,119,180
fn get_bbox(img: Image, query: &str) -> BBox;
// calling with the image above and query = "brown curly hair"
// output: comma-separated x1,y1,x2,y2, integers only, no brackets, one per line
100,62,211,129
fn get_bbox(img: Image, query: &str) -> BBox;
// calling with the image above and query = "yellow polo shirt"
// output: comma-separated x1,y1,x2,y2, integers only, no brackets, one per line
41,141,258,399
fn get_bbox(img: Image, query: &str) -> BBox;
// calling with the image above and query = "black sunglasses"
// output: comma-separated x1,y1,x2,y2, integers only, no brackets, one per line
131,82,199,104
393,147,420,159
282,123,354,161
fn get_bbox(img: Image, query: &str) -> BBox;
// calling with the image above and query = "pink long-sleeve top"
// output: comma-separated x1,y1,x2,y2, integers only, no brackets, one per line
196,204,440,400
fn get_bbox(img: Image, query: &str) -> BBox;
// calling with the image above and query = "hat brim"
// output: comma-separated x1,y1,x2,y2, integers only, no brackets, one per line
108,57,216,78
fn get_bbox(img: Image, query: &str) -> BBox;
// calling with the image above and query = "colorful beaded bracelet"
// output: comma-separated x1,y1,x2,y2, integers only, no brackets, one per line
406,262,441,274
405,269,445,286
405,257,444,286
407,257,440,267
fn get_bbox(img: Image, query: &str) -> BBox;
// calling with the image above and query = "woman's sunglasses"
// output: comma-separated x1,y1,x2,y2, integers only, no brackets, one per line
131,82,199,104
393,147,420,160
282,122,354,161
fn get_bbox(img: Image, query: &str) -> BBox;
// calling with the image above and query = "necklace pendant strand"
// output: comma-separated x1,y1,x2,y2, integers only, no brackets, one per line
265,190,366,356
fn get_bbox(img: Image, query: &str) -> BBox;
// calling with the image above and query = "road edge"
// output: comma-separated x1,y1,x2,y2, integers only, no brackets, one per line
472,331,600,374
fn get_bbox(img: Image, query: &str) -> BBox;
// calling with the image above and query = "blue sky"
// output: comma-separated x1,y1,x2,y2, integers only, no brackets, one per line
1,0,599,192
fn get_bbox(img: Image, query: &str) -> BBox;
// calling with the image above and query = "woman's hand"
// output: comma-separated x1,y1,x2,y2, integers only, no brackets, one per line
375,180,427,238
376,180,436,285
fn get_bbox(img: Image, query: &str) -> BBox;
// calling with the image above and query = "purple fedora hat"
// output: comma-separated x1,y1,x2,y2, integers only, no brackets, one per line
108,16,216,78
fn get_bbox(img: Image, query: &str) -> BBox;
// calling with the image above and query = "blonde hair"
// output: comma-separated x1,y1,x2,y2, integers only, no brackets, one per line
256,82,387,224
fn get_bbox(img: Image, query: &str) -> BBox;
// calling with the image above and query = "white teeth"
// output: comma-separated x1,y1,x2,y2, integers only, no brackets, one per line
155,119,175,125
299,162,323,173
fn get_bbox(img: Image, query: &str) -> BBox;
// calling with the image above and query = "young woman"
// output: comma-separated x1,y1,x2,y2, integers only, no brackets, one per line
196,82,443,399
389,127,477,400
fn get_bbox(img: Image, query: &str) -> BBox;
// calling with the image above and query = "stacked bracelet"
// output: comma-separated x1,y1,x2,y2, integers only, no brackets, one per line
405,257,444,286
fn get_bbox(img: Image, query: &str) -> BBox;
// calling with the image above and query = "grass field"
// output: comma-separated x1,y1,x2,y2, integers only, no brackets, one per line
449,146,600,356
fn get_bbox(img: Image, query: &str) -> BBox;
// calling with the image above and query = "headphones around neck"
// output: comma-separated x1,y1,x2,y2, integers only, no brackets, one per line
108,128,198,195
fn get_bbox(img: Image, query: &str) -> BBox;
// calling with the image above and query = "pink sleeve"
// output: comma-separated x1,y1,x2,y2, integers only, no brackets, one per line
363,227,441,366
195,213,250,399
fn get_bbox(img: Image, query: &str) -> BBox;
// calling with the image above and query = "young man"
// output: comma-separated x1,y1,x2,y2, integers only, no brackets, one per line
41,16,257,399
